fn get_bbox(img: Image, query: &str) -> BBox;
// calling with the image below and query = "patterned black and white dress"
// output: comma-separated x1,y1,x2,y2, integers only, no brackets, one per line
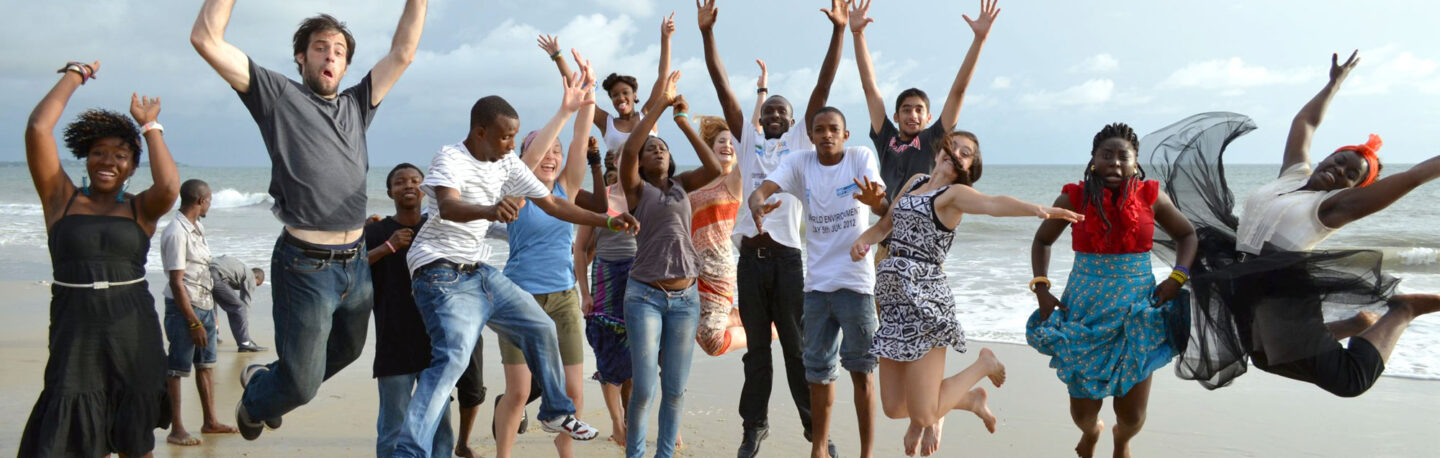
871,176,966,361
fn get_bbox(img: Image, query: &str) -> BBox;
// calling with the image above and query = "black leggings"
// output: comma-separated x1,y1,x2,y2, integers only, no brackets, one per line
1252,337,1385,398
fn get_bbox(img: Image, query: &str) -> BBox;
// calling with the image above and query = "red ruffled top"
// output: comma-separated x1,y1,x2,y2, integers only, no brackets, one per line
1065,179,1159,254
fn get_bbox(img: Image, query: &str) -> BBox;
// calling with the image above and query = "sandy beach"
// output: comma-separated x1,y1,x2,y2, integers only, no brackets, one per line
2,277,1436,457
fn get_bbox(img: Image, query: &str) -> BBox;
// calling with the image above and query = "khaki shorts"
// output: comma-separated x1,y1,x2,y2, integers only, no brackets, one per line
499,288,586,366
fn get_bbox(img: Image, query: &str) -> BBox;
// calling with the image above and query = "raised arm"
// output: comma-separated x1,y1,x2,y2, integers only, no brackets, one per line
1282,51,1359,173
697,0,746,136
27,64,92,217
753,59,767,132
367,0,427,107
560,53,598,197
673,96,726,192
937,0,1000,133
1320,154,1440,229
129,95,181,225
523,70,592,170
539,34,575,81
620,71,681,210
571,138,610,213
805,0,850,127
639,12,676,115
939,184,1082,223
849,0,885,135
190,0,251,92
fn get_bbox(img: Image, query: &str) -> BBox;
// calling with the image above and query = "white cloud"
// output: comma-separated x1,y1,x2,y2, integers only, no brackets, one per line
1158,57,1317,95
1344,46,1440,96
1019,79,1114,110
1071,53,1118,74
990,76,1012,90
593,0,656,17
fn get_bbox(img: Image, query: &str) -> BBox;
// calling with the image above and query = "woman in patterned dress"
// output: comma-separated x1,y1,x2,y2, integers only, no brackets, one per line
1026,123,1197,458
691,115,749,356
850,133,1081,456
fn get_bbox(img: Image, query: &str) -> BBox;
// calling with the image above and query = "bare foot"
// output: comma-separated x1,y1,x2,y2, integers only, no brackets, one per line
676,432,685,450
964,387,997,433
903,422,923,456
455,444,477,458
979,348,1006,387
201,422,238,434
166,432,202,446
1075,418,1104,458
609,432,625,447
1354,311,1380,328
1393,294,1440,317
921,416,945,456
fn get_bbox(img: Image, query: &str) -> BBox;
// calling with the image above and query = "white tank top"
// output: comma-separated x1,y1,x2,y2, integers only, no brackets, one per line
1236,163,1342,254
602,114,658,154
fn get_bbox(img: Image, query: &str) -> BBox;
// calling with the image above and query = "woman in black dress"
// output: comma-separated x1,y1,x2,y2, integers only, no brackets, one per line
19,61,181,457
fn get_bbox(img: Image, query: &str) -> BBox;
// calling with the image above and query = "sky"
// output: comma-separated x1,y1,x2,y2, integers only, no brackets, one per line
2,0,1438,167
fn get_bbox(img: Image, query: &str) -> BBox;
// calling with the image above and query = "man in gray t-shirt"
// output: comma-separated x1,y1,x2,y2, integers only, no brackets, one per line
191,0,428,441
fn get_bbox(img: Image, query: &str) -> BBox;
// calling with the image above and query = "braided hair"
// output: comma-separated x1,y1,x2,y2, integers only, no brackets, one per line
62,109,141,164
1081,122,1145,233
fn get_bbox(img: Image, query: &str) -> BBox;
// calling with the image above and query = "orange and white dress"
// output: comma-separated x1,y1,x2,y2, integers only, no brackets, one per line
689,181,740,349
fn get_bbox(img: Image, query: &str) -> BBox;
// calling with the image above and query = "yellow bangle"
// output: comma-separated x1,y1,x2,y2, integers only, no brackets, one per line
188,321,202,329
1168,271,1189,285
1028,276,1051,292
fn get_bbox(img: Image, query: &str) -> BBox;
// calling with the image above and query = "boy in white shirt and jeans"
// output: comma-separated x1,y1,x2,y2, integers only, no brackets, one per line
748,106,886,458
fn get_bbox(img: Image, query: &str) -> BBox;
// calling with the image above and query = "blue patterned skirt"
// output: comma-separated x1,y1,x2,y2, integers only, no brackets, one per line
586,256,633,385
1026,252,1177,399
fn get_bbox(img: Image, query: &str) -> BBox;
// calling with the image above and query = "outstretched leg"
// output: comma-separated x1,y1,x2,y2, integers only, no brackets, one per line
1357,294,1440,362
1110,377,1153,458
1326,311,1379,340
935,348,1004,433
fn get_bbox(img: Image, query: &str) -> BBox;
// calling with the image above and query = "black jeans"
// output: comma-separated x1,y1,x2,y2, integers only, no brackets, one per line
736,235,812,433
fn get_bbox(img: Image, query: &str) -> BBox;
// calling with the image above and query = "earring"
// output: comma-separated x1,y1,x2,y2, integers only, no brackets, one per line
1089,164,1096,172
117,180,129,202
80,176,90,196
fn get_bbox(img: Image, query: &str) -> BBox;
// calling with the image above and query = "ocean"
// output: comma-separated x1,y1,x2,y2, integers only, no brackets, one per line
2,161,1438,380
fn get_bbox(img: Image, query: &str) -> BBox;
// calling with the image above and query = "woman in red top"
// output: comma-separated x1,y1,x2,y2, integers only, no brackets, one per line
1027,123,1198,458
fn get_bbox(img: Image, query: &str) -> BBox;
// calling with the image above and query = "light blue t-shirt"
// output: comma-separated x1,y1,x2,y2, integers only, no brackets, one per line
503,183,576,294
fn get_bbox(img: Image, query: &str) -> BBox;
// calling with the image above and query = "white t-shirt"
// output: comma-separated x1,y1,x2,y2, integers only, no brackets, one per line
765,146,882,294
407,143,551,274
1236,163,1342,254
734,118,810,249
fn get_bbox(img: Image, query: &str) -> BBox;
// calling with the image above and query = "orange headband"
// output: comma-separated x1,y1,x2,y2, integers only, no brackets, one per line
1334,133,1382,187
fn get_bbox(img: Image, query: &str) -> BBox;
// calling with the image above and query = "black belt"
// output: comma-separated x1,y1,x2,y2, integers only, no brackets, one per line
283,232,362,260
740,233,791,259
422,259,480,274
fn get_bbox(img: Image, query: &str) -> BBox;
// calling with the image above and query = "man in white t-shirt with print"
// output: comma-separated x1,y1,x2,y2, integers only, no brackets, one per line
391,90,636,457
748,106,885,458
697,1,851,455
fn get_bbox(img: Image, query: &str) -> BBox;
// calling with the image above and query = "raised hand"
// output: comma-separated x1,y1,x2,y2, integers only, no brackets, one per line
1035,206,1083,223
697,0,718,31
1331,50,1360,83
561,67,596,113
572,49,596,90
757,59,768,88
750,199,781,233
661,11,677,40
672,94,690,116
848,0,873,34
537,34,562,57
851,176,885,208
130,93,161,126
963,0,1001,39
822,0,851,28
661,70,683,106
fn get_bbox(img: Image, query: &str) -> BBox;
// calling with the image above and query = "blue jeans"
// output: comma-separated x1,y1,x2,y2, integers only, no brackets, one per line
377,373,453,458
802,289,879,384
393,263,576,458
163,298,219,377
624,279,700,458
241,234,372,421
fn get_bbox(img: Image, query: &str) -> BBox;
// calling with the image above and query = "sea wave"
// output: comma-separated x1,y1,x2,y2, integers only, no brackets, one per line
211,188,271,208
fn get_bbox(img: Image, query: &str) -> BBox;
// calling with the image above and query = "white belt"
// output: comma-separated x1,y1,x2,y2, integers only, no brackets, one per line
52,278,145,289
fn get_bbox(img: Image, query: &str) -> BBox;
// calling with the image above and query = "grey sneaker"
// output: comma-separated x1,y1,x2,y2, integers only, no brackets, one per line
539,414,598,440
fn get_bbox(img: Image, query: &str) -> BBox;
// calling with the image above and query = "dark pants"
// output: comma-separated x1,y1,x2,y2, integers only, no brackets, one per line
1252,337,1385,398
736,235,812,433
241,233,373,421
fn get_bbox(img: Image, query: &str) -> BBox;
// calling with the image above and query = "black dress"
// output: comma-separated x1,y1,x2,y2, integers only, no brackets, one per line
19,194,171,457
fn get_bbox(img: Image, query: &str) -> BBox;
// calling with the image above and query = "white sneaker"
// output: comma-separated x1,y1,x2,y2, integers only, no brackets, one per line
539,415,598,440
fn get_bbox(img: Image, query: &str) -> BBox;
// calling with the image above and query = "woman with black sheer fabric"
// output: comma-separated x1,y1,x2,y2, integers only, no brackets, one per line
1146,51,1440,397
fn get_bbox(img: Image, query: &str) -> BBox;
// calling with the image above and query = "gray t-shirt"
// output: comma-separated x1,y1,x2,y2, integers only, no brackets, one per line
237,58,376,231
630,179,697,284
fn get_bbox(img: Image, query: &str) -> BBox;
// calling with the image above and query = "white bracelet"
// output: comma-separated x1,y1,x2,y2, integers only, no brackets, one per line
141,121,163,135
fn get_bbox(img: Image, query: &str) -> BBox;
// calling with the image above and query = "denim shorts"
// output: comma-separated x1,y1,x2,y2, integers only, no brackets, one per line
802,289,879,384
164,297,219,377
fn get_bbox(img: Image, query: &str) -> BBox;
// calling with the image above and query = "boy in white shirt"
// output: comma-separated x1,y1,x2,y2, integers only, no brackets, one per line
748,107,886,458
